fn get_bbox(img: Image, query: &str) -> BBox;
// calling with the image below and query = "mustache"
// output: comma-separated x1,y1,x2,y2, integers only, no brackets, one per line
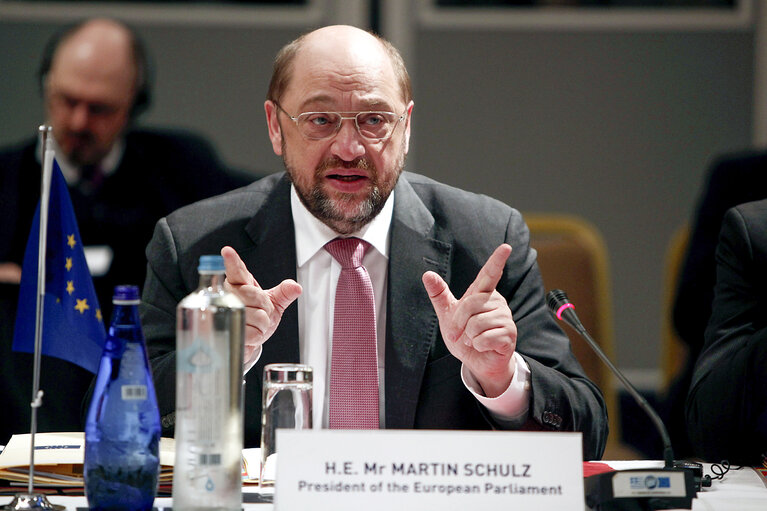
63,130,95,142
316,156,373,174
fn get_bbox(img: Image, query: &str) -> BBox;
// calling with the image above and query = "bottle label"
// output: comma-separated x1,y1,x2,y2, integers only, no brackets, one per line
121,385,148,400
198,453,222,466
178,337,223,374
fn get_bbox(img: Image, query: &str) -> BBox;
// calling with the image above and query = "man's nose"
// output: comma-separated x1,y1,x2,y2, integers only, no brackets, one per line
330,119,366,162
69,103,90,130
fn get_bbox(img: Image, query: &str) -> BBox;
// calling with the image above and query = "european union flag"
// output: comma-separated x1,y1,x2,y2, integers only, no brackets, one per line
13,160,106,373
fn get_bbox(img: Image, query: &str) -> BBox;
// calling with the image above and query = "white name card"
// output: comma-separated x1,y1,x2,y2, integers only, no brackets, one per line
274,430,584,510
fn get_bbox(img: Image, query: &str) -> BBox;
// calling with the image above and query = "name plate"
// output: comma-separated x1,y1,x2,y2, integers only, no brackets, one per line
274,430,583,510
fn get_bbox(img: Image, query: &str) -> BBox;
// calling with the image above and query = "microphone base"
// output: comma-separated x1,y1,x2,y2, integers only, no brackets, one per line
585,468,697,511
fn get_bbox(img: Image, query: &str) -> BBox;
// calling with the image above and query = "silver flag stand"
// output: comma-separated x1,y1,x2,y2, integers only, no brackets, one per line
2,126,65,510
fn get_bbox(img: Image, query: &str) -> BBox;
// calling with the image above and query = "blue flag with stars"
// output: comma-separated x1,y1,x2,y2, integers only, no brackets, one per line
13,160,106,374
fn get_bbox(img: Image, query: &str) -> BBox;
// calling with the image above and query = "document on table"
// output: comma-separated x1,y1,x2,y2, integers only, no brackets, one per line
0,432,174,487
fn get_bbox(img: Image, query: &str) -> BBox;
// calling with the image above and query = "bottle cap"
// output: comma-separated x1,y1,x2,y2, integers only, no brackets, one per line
198,255,225,273
113,285,140,305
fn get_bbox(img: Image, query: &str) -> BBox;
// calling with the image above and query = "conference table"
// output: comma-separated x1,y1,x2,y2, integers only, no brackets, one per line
19,461,767,510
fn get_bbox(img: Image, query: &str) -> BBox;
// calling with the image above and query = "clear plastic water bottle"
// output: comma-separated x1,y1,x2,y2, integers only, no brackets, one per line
173,255,245,511
84,285,161,511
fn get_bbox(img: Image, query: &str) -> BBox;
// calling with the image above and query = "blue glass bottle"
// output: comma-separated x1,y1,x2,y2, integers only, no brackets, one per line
84,285,161,511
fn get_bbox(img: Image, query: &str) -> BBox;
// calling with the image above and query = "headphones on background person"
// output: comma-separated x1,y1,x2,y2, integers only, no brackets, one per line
36,18,153,119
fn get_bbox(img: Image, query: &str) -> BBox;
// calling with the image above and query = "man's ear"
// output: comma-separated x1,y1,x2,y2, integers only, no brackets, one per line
403,101,414,155
265,100,283,155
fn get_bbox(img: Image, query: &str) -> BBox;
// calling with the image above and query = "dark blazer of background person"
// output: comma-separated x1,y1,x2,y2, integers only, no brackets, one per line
140,171,609,461
0,128,254,444
667,149,767,456
674,150,767,358
0,128,253,319
686,198,767,465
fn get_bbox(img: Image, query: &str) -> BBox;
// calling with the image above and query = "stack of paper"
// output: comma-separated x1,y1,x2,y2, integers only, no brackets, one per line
0,432,174,488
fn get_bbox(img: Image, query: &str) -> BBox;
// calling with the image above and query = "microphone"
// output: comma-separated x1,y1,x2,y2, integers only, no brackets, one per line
547,289,674,468
546,289,703,510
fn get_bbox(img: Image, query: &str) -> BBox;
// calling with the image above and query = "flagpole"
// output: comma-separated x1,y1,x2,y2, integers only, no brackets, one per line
2,125,64,510
29,124,55,494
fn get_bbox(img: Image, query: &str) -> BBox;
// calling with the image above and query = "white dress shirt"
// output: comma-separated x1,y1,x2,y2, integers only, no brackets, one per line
40,137,124,277
46,137,124,185
289,184,531,428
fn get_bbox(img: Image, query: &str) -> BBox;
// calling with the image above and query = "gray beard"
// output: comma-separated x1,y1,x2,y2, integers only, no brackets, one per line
305,184,384,235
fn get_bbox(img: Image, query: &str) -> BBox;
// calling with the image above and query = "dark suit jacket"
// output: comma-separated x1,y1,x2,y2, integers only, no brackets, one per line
686,199,767,464
674,150,767,358
1,129,255,317
666,149,767,457
0,128,255,444
142,172,608,460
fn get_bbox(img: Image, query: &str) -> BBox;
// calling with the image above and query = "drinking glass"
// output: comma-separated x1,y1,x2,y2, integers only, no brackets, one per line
260,363,312,487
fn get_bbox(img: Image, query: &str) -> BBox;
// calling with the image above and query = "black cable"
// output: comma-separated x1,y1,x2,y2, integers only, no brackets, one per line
709,460,731,481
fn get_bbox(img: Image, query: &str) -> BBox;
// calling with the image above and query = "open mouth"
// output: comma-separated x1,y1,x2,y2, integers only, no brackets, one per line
328,174,366,182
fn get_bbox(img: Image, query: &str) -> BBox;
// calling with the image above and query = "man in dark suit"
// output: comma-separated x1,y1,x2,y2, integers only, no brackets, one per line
674,150,767,351
0,18,252,443
141,25,608,459
686,199,767,465
1,18,253,316
665,150,767,457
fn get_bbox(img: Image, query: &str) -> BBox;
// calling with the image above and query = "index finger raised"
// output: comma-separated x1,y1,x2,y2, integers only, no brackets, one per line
469,244,512,294
221,246,258,288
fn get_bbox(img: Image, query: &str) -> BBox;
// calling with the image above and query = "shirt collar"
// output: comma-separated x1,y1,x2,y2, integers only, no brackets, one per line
37,136,125,185
291,183,393,267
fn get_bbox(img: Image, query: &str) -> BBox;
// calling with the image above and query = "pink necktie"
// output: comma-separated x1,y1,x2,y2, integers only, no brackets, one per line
325,237,379,429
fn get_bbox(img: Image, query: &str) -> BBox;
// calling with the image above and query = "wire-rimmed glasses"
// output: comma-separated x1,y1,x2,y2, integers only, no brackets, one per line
274,102,407,141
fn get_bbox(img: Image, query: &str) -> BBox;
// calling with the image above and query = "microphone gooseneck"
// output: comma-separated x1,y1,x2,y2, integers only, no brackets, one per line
545,289,675,470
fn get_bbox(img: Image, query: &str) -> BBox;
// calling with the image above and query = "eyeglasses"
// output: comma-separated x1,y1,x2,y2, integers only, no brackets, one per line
274,102,407,141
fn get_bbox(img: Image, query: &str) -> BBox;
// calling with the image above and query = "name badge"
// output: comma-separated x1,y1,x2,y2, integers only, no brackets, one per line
274,430,583,510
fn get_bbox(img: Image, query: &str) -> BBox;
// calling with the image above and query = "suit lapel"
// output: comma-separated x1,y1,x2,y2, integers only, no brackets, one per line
237,174,453,427
385,175,452,428
241,175,300,364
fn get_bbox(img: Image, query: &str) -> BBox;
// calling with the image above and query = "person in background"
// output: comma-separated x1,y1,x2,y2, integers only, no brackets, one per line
140,25,608,459
665,150,767,458
686,198,767,465
0,18,254,443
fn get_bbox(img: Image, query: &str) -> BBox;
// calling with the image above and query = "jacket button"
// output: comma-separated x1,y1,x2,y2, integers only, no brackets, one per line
542,411,563,428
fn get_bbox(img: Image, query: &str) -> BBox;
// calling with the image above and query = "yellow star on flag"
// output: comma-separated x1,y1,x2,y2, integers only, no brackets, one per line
65,257,73,271
66,281,74,295
67,234,76,249
74,298,90,314
96,309,103,322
